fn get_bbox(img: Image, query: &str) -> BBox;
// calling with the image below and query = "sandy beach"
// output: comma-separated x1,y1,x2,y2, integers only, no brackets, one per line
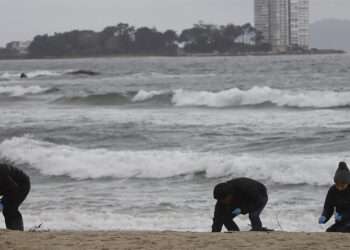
1,231,350,250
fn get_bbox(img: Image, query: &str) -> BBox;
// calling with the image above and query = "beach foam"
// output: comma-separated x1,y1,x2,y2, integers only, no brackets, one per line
0,136,342,185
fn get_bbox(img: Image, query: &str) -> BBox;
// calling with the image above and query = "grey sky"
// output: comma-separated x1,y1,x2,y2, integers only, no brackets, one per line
0,0,349,46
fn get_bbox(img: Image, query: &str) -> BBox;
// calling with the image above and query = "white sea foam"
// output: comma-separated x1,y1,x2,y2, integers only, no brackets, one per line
0,85,50,96
0,136,343,185
26,70,61,78
21,207,325,232
0,70,61,79
171,87,350,108
132,90,166,102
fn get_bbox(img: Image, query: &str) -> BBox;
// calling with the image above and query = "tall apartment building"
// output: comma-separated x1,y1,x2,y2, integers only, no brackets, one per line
269,0,290,51
254,0,309,51
289,0,310,49
254,0,270,45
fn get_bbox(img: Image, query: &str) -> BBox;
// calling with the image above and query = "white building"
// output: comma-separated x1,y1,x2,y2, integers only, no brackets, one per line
254,0,310,51
269,0,290,51
6,41,31,55
289,0,310,49
254,0,270,44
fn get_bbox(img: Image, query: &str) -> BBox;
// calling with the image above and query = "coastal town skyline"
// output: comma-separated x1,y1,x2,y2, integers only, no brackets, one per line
0,0,349,46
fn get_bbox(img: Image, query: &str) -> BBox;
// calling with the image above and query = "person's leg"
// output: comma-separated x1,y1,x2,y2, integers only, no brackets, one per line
327,222,350,233
342,222,350,233
326,222,348,232
3,208,24,231
224,216,240,232
249,195,268,231
212,202,240,232
326,223,339,232
2,181,30,231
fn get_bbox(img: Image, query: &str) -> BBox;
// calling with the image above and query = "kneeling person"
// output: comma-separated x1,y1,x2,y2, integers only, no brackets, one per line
0,161,30,231
212,177,271,232
319,162,350,232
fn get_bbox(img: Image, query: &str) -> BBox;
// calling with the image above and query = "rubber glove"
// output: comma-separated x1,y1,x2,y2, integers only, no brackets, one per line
335,212,342,222
318,216,326,224
232,208,241,216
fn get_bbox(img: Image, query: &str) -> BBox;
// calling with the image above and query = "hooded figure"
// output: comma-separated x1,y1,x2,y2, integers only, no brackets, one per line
212,177,272,232
0,161,30,231
334,162,350,184
319,162,350,232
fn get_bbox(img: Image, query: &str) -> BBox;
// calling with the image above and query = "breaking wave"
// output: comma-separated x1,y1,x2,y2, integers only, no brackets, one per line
0,85,53,97
0,136,343,185
0,70,62,79
55,86,350,109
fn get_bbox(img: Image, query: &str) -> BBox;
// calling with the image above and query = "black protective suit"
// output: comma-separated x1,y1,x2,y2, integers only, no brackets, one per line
212,178,268,232
0,163,30,231
321,185,350,232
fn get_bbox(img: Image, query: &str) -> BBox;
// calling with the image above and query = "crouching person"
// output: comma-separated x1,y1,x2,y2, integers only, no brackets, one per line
212,177,272,232
0,161,30,231
319,162,350,232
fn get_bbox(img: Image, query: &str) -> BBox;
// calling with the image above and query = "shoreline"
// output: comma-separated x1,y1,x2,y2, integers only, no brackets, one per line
2,231,350,250
0,50,346,61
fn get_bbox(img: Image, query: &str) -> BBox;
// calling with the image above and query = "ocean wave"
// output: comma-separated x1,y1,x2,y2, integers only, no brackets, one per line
119,72,217,81
0,85,53,97
0,70,62,79
132,90,166,102
0,136,343,185
53,87,350,109
55,92,131,105
172,87,350,108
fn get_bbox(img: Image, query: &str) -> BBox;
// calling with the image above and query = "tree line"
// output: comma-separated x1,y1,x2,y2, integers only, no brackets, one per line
2,22,271,58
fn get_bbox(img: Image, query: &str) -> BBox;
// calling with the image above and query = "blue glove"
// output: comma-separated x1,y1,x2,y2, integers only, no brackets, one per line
335,213,342,222
232,208,241,216
318,216,326,224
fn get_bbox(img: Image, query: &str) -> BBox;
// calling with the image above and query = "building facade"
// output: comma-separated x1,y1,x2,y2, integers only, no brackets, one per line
289,0,310,49
254,0,270,44
269,0,290,51
254,0,309,51
6,41,31,55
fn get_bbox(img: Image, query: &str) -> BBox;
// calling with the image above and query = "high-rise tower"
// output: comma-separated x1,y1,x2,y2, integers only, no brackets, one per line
289,0,310,49
254,0,309,51
269,0,290,51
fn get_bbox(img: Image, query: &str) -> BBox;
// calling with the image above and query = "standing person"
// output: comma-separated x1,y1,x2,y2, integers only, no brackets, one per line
0,161,30,231
212,177,272,232
319,162,350,232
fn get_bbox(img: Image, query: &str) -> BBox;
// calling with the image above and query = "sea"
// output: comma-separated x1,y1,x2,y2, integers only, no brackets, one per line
0,54,349,232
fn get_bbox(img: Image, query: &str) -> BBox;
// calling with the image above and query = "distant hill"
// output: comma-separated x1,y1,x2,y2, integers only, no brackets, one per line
311,19,350,51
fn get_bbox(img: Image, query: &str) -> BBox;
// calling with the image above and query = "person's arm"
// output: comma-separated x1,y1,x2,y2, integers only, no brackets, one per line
212,202,224,232
212,201,240,232
223,218,239,232
321,188,335,222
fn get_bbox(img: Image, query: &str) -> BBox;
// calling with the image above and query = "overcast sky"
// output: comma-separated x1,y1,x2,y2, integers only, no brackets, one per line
0,0,349,46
